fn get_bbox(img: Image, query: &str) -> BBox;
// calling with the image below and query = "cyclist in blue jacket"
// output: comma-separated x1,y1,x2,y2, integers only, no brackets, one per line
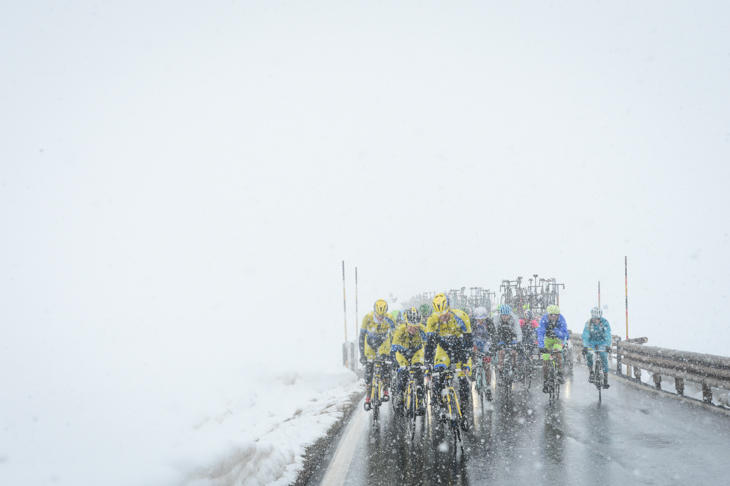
537,305,570,392
581,307,612,389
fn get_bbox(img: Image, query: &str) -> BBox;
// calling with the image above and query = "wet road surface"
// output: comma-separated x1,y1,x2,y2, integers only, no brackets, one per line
309,365,730,486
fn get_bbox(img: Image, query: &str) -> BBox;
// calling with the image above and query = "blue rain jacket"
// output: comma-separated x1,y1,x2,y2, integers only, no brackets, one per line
581,317,612,348
537,313,569,347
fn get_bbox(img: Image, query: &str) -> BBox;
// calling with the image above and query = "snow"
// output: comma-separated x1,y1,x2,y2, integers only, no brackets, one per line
0,356,361,486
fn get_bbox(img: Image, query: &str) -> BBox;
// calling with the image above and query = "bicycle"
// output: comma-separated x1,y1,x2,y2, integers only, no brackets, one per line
516,344,533,389
472,352,493,411
562,340,574,376
367,356,391,423
584,345,609,403
399,365,427,443
541,347,562,403
497,341,519,390
434,365,467,454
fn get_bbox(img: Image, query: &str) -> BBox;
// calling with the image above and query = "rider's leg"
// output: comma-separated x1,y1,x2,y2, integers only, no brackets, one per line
433,345,450,408
457,356,471,406
541,348,550,392
555,346,564,372
364,341,376,391
484,356,492,385
412,349,426,408
498,349,505,372
377,338,392,389
600,350,609,374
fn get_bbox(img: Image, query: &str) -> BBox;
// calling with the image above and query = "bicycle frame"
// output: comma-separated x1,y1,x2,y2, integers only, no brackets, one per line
589,346,608,402
369,358,388,422
545,348,561,402
435,365,466,453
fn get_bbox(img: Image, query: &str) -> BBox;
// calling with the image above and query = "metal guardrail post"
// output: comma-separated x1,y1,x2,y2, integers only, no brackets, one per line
703,384,713,403
616,336,622,374
675,377,685,396
652,373,662,390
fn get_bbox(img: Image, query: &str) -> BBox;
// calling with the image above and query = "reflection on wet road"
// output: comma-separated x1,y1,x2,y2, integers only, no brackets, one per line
311,366,730,486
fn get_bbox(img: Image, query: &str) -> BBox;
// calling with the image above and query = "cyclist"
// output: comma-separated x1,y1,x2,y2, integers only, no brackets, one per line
537,305,569,393
582,307,611,389
391,307,428,415
491,304,522,379
425,293,473,418
472,306,494,401
520,309,539,355
419,304,432,325
359,299,397,411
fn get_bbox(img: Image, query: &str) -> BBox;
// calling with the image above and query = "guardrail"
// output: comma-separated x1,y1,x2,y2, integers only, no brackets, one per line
569,332,730,405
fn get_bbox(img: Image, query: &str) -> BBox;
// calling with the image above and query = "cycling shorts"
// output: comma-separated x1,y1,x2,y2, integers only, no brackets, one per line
541,337,563,361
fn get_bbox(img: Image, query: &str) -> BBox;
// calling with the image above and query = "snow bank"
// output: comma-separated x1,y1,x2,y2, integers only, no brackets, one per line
171,367,362,486
0,361,361,486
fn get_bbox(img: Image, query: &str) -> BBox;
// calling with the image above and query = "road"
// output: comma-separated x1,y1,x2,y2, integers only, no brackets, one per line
308,364,730,486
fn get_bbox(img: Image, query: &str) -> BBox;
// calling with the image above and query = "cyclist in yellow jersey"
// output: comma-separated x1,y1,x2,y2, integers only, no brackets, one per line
425,293,473,416
360,299,396,411
391,307,428,415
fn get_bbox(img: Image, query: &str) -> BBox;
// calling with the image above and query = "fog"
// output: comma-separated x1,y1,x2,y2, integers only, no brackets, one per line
1,2,729,480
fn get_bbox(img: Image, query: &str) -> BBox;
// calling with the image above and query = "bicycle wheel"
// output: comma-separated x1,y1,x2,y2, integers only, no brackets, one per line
595,358,603,402
407,385,417,443
547,365,557,402
476,367,486,410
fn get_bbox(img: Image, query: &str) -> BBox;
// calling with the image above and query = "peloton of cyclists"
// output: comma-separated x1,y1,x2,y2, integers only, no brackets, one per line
360,299,396,411
425,293,473,420
537,305,570,393
491,304,522,380
391,307,428,415
582,306,612,389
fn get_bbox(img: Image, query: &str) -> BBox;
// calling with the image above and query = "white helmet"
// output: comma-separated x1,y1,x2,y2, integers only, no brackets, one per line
590,306,603,318
473,306,488,319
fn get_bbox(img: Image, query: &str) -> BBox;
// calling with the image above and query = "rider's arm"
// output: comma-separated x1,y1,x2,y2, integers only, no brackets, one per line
358,314,369,357
511,314,522,342
603,319,612,347
536,316,547,348
581,321,591,348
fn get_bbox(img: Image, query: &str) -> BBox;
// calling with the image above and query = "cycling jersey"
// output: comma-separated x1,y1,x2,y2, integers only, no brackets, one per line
425,308,471,338
472,321,490,354
425,308,473,370
391,323,427,369
582,317,611,348
491,312,522,344
537,313,569,347
359,311,396,359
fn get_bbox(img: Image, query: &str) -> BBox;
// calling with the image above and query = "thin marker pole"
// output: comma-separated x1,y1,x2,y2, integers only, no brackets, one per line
625,257,629,340
342,261,347,342
355,267,359,363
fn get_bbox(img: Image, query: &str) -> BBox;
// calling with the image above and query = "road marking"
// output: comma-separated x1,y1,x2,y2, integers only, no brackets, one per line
319,401,368,486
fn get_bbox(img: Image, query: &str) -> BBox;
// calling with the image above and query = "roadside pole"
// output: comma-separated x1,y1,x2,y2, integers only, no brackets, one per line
625,256,630,377
354,267,359,370
342,261,353,371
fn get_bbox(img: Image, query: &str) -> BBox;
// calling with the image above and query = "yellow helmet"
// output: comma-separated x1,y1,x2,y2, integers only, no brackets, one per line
374,299,389,316
432,293,450,315
547,305,560,315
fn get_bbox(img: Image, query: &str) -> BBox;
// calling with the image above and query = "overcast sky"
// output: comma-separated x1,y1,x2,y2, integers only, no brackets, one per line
2,0,729,389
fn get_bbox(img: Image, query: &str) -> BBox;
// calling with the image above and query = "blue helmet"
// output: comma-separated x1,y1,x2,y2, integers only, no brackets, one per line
499,304,512,315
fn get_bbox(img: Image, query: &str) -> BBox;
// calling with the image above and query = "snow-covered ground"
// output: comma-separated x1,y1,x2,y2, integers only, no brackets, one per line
0,357,361,486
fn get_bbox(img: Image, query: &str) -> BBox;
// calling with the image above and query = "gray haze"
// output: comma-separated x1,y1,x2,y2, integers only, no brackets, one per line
2,0,729,391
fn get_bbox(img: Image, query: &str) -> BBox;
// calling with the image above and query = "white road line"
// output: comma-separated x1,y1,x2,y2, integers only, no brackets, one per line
319,402,368,486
